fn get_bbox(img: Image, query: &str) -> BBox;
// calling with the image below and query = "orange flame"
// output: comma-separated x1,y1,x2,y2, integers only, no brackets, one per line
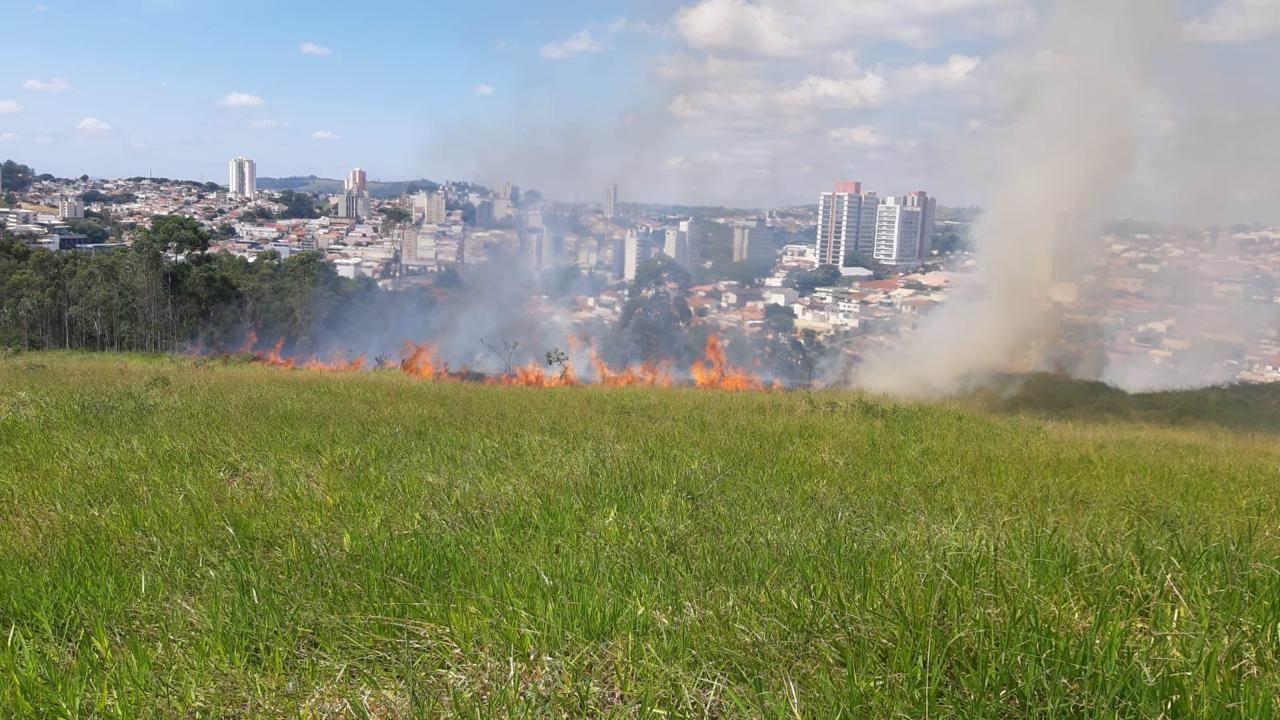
691,335,764,391
496,359,579,387
259,338,297,369
213,332,776,391
400,342,446,380
588,348,675,387
304,353,367,373
237,329,258,356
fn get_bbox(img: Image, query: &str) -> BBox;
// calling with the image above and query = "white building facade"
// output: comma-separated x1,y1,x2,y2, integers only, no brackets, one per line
345,168,367,195
873,191,936,266
815,181,879,267
58,197,84,220
228,157,257,200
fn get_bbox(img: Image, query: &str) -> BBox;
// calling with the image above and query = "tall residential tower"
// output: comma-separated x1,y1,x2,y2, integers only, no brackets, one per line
228,157,256,200
345,168,367,195
604,183,619,219
815,180,879,267
872,191,936,266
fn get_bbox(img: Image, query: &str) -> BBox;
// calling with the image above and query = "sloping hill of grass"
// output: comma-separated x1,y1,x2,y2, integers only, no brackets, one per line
2,354,1280,718
965,372,1280,433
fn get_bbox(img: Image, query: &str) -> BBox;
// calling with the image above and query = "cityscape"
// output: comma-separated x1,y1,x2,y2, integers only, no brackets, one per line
2,157,1278,388
4,1,1280,716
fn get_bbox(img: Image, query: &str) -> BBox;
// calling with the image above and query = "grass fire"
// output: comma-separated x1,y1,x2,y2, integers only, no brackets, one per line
214,332,774,391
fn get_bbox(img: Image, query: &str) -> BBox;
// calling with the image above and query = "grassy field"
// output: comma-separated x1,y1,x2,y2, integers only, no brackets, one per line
2,353,1280,718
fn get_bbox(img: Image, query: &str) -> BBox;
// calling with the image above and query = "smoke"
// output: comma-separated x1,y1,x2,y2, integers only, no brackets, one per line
856,0,1181,396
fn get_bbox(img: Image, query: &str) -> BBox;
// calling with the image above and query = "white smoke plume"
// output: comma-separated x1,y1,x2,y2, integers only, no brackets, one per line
857,0,1180,396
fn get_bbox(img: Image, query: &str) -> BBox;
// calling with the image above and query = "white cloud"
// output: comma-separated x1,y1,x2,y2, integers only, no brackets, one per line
606,17,659,34
249,119,290,129
891,54,982,96
33,3,49,11
669,90,768,119
676,0,803,57
829,126,890,148
777,72,888,109
32,135,54,145
217,92,266,109
645,2,1013,205
1187,0,1280,43
299,41,332,56
540,30,603,59
474,84,496,96
75,117,112,135
0,100,23,115
0,131,17,142
24,77,71,93
656,53,762,82
674,0,1027,57
312,130,341,141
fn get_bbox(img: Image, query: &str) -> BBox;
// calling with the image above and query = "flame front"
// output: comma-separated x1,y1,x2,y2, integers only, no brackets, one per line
691,335,764,391
213,332,774,391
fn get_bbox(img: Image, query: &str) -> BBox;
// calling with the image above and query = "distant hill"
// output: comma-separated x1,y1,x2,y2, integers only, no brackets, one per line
258,176,439,199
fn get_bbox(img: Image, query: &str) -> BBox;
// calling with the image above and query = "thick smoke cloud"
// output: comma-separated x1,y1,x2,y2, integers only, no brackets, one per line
854,0,1280,396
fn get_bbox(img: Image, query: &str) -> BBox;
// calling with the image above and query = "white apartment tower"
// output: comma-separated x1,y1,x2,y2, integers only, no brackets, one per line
815,180,879,267
228,157,256,200
345,168,368,195
873,191,936,266
662,219,697,271
621,229,640,281
58,196,85,220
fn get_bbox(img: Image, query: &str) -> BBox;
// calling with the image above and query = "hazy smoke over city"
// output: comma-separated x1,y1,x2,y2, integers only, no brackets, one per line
856,0,1267,396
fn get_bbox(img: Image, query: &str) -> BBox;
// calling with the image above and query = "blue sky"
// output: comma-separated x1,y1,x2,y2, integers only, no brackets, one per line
1,0,1277,213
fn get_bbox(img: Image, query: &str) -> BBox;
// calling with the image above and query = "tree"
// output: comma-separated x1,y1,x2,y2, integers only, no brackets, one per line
1,160,36,192
68,219,111,243
277,189,320,220
520,189,543,208
786,265,843,296
764,303,796,335
632,255,691,293
720,257,773,287
790,330,824,388
145,215,210,255
379,206,411,225
621,256,694,362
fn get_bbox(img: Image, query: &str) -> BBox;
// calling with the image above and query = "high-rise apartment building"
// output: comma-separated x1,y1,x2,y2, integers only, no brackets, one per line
604,183,619,219
228,157,256,200
345,168,367,195
661,219,699,271
873,191,936,266
620,229,641,280
58,196,84,220
501,182,520,205
474,199,494,228
412,190,447,224
334,191,369,220
815,180,879,266
493,196,513,221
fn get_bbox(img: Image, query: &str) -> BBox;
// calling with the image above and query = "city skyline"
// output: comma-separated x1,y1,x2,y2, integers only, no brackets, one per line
0,1,1277,219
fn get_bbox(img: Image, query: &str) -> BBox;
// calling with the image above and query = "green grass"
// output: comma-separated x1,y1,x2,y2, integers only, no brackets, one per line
2,353,1280,718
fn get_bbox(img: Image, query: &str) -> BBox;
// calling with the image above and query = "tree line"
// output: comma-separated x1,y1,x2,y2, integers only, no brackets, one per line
0,215,390,353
